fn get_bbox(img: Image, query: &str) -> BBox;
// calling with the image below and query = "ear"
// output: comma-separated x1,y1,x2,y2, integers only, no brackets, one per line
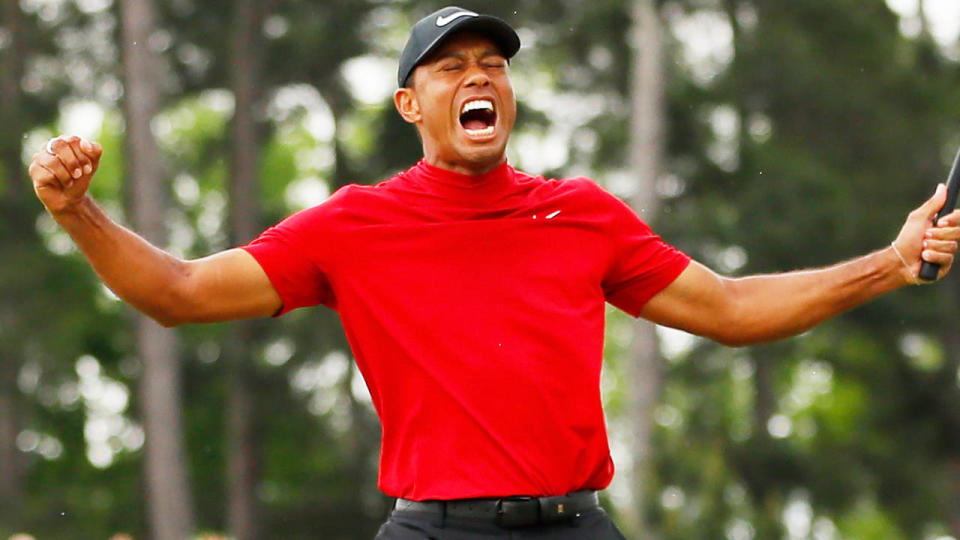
394,87,421,125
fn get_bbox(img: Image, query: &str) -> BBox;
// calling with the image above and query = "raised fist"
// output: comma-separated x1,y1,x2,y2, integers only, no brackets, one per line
28,135,103,214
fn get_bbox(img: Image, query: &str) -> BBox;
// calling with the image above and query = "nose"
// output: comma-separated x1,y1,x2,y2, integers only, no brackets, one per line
463,63,491,88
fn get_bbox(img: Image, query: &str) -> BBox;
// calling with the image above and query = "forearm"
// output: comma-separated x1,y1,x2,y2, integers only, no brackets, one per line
50,195,191,325
30,137,281,325
717,247,905,345
643,181,959,346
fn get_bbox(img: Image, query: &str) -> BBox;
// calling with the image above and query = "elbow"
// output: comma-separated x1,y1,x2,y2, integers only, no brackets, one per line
712,333,756,348
158,287,208,327
111,290,193,327
146,272,203,328
706,317,791,348
109,259,205,327
706,316,776,348
154,313,186,328
702,320,752,347
701,281,760,347
141,301,192,328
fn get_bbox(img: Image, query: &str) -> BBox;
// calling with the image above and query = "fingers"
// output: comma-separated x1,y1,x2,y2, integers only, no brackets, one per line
28,159,60,191
935,209,960,227
47,135,89,180
921,248,954,268
67,137,95,176
80,139,103,169
32,149,74,189
922,238,957,259
920,212,960,271
32,136,103,188
925,225,960,241
922,236,959,265
924,208,960,244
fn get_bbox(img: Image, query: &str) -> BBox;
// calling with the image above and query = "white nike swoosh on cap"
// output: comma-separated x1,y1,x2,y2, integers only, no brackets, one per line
436,10,478,27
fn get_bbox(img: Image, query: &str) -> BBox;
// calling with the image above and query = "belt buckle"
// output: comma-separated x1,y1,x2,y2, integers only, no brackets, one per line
538,494,580,524
495,496,538,528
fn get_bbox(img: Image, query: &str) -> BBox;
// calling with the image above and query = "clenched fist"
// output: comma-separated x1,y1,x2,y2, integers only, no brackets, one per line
29,135,103,214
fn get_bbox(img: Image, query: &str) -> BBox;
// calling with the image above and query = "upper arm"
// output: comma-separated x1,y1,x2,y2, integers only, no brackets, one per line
638,260,738,344
174,248,282,324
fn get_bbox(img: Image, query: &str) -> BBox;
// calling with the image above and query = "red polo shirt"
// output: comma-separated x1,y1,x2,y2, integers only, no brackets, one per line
243,160,690,500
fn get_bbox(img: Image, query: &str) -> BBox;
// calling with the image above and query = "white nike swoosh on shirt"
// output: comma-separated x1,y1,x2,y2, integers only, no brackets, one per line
436,11,478,27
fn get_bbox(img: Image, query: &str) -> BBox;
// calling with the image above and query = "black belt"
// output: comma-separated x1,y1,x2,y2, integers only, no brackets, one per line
393,490,598,528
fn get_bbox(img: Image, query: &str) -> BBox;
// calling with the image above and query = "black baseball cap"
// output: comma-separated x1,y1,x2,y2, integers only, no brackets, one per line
397,6,521,88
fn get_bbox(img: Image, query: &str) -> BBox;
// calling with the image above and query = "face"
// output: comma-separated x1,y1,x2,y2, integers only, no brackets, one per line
394,33,517,175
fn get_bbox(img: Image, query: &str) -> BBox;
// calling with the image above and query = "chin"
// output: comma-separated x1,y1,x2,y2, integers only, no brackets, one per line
457,142,507,169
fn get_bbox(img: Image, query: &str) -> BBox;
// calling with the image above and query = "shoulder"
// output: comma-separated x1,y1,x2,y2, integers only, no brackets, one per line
277,184,356,226
329,169,416,207
306,168,411,211
270,172,403,234
528,171,612,197
510,168,604,198
559,175,627,205
561,176,618,201
522,172,637,215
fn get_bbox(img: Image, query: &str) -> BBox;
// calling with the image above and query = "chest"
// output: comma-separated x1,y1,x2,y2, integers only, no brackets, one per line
328,218,611,306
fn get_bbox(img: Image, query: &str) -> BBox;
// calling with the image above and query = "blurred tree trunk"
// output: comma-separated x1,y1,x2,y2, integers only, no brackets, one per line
223,332,261,540
943,287,960,537
751,353,774,434
0,0,27,526
120,0,195,538
0,0,25,200
0,340,22,530
918,0,930,36
720,2,783,536
626,0,665,537
225,0,269,537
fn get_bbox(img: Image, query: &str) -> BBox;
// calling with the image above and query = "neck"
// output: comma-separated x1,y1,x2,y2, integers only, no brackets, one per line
423,153,507,176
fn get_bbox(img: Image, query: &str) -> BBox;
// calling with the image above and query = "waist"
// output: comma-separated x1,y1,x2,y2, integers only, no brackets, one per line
393,489,599,528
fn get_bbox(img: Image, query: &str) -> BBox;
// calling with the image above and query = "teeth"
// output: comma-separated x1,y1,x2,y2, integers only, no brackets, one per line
465,126,495,137
461,99,494,114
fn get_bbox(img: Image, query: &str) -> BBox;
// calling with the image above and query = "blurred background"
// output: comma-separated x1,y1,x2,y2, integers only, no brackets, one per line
2,0,960,538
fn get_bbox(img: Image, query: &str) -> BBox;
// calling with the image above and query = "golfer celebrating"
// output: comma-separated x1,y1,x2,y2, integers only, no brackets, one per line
28,6,960,539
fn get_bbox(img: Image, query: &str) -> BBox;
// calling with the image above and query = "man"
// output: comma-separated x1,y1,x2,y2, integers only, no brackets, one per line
27,6,960,539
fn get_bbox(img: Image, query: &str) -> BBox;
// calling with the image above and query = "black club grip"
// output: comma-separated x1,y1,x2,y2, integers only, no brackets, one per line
918,147,960,281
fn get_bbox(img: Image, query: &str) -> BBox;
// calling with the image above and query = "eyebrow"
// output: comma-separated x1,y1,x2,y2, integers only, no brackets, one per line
433,49,504,63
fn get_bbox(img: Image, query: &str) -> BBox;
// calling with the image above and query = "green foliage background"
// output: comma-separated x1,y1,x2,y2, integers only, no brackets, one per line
2,0,959,538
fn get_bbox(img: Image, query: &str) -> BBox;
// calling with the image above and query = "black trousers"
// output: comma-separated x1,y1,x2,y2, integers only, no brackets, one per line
374,507,629,539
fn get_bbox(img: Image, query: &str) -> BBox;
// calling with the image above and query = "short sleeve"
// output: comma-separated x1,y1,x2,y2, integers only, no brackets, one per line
601,193,690,317
241,207,335,316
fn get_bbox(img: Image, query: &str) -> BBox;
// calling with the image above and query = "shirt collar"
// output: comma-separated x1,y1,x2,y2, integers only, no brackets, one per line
404,159,518,203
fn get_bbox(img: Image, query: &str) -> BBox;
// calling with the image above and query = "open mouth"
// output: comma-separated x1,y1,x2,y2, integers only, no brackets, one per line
459,99,497,137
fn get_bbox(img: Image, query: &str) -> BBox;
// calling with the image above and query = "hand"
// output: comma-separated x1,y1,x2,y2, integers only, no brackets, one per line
892,183,960,283
28,135,103,214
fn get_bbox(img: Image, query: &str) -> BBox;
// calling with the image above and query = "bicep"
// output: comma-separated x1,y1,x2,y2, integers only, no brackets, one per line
180,248,282,323
638,260,736,342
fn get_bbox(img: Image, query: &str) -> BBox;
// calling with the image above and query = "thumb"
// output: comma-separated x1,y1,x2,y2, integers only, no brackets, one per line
921,183,947,219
